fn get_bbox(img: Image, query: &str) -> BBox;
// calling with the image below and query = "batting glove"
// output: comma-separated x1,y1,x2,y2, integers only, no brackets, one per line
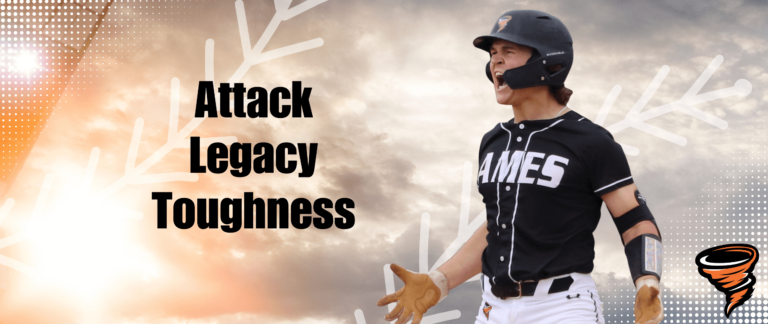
634,276,664,324
376,264,448,324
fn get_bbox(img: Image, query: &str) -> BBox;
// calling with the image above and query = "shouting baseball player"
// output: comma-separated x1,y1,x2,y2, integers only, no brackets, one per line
377,10,664,324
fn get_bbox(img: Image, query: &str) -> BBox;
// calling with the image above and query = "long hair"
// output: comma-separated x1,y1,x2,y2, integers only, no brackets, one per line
549,85,573,106
546,64,572,106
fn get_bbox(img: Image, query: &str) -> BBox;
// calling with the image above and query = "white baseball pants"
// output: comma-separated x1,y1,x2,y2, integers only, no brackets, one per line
475,273,606,324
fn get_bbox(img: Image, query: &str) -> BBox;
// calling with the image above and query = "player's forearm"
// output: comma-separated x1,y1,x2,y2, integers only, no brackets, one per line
437,220,488,290
635,274,658,287
623,221,662,286
621,220,660,245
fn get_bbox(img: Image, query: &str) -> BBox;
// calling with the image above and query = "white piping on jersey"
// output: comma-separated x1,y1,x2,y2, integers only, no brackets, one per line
499,123,513,149
578,117,585,121
594,175,633,193
508,119,564,281
495,183,501,227
496,123,513,228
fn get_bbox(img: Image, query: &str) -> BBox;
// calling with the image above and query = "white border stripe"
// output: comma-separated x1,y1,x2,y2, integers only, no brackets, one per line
507,119,563,281
594,176,633,193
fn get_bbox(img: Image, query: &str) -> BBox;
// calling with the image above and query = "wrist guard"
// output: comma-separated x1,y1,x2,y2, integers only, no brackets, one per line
626,234,663,283
428,270,449,302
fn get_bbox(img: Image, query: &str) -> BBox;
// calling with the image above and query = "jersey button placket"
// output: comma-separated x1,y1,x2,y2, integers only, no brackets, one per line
498,123,517,274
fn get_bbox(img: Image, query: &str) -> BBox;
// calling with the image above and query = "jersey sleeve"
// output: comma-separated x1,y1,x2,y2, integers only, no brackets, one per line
586,130,634,196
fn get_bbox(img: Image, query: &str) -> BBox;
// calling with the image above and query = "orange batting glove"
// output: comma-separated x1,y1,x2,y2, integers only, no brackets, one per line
376,264,448,324
634,276,664,324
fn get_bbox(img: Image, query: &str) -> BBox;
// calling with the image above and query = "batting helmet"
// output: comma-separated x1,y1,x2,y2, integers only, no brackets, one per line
474,10,573,89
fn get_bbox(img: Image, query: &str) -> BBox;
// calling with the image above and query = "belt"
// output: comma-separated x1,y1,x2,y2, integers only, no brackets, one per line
490,275,574,299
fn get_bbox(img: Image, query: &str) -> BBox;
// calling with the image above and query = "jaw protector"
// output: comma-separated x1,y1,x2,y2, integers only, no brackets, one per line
475,10,573,89
485,56,570,90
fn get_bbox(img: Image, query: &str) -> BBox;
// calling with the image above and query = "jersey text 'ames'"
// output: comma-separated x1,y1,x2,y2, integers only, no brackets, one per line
478,151,569,188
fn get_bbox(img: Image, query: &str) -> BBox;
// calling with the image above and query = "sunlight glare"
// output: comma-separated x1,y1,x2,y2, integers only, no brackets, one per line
11,51,42,75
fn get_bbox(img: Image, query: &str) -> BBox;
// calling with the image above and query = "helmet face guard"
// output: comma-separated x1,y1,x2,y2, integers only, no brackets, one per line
475,10,573,89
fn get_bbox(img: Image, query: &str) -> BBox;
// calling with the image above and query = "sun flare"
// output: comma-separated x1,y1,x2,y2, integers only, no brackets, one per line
11,51,42,75
25,193,160,306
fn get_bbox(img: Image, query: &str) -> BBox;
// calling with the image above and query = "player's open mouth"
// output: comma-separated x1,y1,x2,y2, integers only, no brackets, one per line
495,72,508,90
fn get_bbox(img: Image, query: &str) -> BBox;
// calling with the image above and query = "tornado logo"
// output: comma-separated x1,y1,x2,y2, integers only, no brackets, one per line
497,16,512,32
695,244,759,317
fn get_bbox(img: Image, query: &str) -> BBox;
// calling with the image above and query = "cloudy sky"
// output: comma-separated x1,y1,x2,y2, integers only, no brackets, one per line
1,0,768,323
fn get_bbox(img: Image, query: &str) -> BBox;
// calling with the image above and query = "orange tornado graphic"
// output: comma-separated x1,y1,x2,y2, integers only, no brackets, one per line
695,244,759,317
496,16,512,32
483,302,492,320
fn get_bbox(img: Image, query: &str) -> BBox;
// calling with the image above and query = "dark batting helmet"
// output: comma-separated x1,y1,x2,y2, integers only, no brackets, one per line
474,10,573,89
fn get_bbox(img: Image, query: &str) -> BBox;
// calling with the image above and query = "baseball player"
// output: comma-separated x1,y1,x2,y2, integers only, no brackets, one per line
377,10,664,324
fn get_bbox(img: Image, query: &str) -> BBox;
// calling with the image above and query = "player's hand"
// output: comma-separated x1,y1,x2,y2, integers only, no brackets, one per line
376,264,447,324
634,276,664,324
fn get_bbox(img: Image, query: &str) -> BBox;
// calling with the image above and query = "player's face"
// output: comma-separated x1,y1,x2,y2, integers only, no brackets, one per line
489,40,533,105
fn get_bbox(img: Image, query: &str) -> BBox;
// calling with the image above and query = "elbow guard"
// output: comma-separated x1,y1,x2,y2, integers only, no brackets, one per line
625,234,663,283
611,202,655,234
611,190,661,240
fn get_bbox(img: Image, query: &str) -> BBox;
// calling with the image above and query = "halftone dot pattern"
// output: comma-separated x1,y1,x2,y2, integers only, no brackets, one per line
0,0,196,195
602,122,768,323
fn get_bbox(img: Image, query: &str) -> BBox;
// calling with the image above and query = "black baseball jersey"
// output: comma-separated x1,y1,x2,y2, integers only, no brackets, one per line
477,110,633,286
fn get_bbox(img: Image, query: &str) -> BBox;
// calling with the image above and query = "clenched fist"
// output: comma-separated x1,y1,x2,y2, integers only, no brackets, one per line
634,276,664,324
376,264,448,324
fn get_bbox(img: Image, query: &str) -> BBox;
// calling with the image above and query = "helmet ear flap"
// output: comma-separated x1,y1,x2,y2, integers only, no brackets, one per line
526,49,541,64
486,61,493,82
548,65,569,79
